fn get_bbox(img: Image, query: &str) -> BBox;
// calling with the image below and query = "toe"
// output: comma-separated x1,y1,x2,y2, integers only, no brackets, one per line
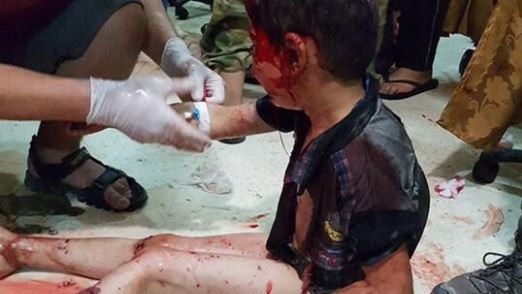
113,178,132,200
104,181,131,210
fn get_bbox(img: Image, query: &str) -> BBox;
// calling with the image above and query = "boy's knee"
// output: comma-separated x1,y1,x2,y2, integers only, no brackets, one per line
140,234,178,252
138,247,177,267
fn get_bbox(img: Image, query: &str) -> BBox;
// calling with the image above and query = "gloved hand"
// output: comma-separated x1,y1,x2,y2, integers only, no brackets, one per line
160,37,225,104
87,76,211,152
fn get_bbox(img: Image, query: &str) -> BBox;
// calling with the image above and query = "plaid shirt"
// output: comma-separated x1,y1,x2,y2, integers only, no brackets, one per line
257,76,430,291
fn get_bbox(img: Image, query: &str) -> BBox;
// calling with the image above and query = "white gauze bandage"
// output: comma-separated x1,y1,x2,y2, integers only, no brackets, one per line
191,102,210,134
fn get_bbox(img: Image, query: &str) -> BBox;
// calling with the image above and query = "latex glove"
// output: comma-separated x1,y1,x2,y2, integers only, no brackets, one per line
87,76,211,152
160,37,225,104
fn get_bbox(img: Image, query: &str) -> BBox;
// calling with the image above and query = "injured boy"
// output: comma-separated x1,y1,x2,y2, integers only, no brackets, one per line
0,0,429,293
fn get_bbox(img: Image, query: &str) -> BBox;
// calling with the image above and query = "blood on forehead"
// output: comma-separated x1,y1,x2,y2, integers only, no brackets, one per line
252,29,301,107
244,0,299,104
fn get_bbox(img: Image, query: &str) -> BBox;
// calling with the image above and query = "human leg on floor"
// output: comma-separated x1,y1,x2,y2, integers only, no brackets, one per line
23,1,148,212
0,227,268,278
0,227,301,294
88,247,301,294
379,0,449,99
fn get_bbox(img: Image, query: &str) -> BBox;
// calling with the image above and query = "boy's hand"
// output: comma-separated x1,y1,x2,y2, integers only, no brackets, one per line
160,37,225,104
87,76,211,152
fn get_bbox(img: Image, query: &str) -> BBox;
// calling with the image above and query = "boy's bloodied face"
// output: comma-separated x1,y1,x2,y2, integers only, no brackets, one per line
248,26,301,110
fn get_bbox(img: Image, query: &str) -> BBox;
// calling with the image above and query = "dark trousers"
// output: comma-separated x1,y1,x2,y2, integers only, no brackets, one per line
377,0,449,73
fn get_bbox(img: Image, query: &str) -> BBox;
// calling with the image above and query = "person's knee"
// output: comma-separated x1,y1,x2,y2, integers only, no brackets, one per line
57,2,146,79
137,247,177,268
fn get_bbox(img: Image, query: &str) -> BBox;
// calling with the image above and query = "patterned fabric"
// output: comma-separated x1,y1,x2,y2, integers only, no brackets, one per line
438,0,522,150
200,0,252,72
258,76,430,291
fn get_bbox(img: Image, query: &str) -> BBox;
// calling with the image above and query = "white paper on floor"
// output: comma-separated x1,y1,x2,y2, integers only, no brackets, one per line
188,163,233,194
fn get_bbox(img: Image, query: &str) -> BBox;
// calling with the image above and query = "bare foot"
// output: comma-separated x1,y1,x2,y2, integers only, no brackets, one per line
0,227,19,278
379,67,432,96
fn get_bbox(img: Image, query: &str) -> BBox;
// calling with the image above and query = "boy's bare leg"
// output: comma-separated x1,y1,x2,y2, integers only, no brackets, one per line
88,247,302,294
0,227,267,279
142,233,268,258
0,226,137,279
31,3,145,211
2,229,413,293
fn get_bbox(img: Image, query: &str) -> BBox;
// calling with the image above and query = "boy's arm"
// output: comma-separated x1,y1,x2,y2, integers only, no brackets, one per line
333,245,413,294
173,101,275,140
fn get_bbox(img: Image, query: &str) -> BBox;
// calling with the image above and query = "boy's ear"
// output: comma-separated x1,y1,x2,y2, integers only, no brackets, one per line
282,32,307,76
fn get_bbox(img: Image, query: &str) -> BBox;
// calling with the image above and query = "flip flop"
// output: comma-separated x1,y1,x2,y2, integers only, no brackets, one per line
379,77,439,100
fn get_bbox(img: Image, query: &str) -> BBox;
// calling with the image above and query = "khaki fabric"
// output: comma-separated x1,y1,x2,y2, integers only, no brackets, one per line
438,0,522,149
200,0,252,72
201,0,389,74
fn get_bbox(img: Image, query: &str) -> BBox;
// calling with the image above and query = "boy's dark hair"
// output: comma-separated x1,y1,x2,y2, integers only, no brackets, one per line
246,0,378,81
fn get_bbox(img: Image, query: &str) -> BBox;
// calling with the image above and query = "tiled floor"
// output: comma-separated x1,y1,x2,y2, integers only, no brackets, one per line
0,3,521,293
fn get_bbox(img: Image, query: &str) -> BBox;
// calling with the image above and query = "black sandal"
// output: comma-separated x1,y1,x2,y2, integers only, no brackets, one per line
379,76,439,100
24,136,148,212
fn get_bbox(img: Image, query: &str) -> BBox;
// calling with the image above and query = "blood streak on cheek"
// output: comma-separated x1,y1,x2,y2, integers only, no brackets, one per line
251,28,300,108
252,29,286,89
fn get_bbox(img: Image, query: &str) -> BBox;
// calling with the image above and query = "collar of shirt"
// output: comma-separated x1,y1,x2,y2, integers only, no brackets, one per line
286,75,380,195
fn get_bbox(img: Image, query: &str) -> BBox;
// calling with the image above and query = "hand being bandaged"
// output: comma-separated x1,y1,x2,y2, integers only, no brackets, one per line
160,37,225,104
87,76,211,152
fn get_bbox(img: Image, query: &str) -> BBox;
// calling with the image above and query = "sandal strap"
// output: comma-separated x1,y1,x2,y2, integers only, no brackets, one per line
28,136,93,184
92,167,125,191
75,166,136,210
